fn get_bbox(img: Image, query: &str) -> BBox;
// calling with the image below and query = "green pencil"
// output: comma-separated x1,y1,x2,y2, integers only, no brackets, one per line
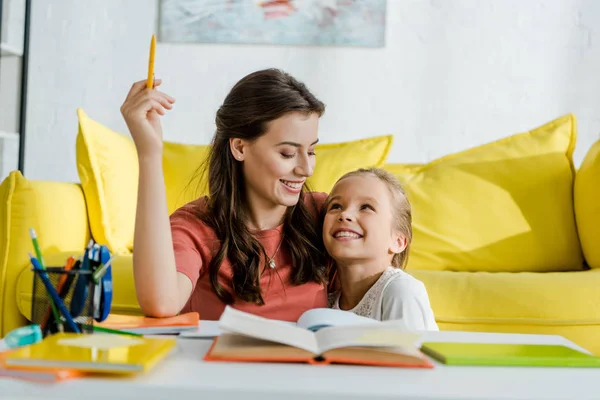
83,324,143,337
29,228,63,332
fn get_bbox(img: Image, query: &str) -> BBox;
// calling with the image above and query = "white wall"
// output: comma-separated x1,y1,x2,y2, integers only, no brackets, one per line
22,0,600,183
0,0,25,180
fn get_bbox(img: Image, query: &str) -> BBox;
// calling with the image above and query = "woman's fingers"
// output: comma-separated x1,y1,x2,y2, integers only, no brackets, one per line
121,78,176,122
161,91,176,103
124,78,171,101
155,91,175,107
125,79,149,100
124,87,174,113
140,90,175,110
152,99,167,116
156,95,173,110
129,95,167,117
140,89,176,108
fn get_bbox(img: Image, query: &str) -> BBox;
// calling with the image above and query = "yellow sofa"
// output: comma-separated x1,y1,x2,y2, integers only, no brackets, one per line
2,110,600,355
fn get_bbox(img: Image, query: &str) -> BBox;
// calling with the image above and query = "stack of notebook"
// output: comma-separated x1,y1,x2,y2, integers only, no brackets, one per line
0,332,176,382
96,312,199,335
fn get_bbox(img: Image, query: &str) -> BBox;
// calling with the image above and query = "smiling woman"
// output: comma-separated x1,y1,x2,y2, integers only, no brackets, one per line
120,68,330,321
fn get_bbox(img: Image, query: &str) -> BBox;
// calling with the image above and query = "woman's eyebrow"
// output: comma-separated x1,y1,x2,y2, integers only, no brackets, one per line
275,139,319,147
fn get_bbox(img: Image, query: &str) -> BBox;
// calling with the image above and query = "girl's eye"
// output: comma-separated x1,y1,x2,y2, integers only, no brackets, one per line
328,203,341,210
308,150,316,156
280,153,295,159
361,204,375,211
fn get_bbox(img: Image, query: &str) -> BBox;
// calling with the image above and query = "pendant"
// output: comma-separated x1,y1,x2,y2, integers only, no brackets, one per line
268,259,276,269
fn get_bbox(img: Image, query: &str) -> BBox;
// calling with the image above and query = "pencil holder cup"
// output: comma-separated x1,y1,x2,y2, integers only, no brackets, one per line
31,267,95,337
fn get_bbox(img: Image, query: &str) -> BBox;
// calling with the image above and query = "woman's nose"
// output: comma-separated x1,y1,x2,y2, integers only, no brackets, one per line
295,154,314,177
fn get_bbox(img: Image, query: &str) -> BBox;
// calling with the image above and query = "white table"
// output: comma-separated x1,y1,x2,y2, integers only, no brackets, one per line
0,328,598,400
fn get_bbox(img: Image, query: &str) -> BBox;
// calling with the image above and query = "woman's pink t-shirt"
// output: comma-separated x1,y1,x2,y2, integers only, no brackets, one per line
170,192,327,321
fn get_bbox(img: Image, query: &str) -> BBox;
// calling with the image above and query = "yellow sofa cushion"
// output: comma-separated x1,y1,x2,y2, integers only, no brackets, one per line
410,269,600,355
0,171,90,336
163,141,210,215
389,114,583,272
163,135,393,214
76,108,138,254
307,135,393,192
574,138,600,268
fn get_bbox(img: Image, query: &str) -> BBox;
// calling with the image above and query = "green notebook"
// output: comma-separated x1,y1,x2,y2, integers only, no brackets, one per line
420,342,600,367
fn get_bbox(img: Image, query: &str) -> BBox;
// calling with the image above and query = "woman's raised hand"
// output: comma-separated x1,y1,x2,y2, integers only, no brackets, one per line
120,79,176,157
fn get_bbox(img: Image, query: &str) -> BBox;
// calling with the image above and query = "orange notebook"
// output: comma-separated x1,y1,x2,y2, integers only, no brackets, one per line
0,350,84,383
204,307,433,368
96,312,199,334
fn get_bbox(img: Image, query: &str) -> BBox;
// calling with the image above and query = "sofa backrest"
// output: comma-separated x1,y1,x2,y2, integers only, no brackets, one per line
74,110,588,273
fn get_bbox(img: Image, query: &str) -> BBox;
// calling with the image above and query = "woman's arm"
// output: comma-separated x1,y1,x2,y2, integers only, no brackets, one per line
120,79,192,317
134,155,193,316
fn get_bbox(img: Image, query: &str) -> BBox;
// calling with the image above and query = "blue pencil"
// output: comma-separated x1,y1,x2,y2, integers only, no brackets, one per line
29,254,80,333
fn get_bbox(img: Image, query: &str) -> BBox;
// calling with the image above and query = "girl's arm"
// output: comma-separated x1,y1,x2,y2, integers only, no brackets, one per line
120,79,192,317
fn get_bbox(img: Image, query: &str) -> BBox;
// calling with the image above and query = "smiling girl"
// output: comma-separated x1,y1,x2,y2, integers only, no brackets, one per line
322,168,439,330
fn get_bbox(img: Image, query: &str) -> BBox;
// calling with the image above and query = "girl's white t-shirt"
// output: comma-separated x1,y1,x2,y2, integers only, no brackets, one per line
330,266,439,331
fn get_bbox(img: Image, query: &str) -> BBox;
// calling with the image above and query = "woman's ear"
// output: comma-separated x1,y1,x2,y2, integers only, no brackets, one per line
229,138,246,161
389,233,408,255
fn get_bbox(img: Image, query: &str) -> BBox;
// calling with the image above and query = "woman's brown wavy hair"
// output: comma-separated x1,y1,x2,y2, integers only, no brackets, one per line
195,68,328,305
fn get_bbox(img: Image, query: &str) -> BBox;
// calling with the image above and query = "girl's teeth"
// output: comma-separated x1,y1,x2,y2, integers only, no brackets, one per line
335,231,361,238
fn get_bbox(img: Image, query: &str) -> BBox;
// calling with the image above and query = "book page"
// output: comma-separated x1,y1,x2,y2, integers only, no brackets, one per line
209,333,315,361
296,308,380,331
314,324,420,354
218,306,319,354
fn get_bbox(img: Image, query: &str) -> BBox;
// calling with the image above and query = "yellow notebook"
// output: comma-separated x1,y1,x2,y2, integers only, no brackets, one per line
3,333,176,374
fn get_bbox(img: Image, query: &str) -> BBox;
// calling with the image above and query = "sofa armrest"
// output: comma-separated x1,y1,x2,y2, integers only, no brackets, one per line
0,171,91,337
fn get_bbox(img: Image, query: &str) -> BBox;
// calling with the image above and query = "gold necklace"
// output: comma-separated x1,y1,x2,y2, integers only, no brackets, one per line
268,235,284,269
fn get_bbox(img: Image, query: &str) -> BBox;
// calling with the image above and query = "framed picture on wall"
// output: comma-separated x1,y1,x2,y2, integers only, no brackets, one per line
158,0,387,47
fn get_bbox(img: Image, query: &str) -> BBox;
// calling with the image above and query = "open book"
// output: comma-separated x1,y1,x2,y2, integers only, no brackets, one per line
181,307,404,339
204,306,434,368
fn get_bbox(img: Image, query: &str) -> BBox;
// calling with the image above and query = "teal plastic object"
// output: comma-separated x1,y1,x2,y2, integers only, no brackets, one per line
5,324,42,349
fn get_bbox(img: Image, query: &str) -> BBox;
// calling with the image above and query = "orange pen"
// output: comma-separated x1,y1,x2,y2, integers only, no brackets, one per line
40,256,76,333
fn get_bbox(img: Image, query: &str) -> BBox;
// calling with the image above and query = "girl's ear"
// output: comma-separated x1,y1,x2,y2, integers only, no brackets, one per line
229,138,246,161
389,233,408,255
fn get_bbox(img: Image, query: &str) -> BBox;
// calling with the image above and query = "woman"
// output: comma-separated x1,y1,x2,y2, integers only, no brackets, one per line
120,69,329,321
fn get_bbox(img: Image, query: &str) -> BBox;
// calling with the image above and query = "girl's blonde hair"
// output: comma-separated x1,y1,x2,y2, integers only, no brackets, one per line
335,168,412,269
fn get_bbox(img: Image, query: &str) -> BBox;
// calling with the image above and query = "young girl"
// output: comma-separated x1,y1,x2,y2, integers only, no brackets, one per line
322,168,439,330
120,69,329,321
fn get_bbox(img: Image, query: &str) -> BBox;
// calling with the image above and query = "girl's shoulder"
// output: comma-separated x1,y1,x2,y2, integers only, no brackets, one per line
380,268,429,300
